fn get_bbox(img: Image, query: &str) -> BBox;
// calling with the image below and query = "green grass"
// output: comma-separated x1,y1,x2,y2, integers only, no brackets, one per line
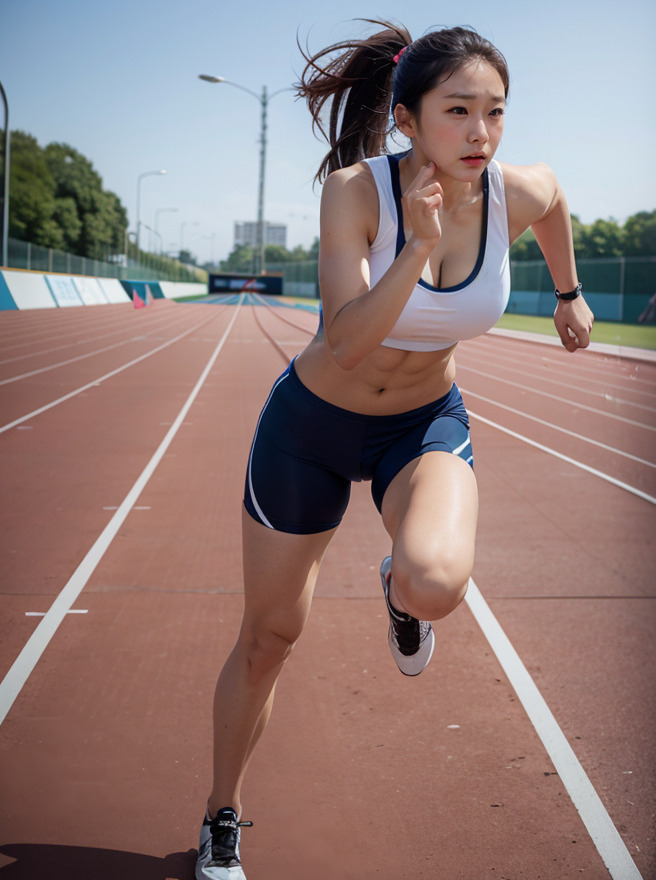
496,313,656,350
172,293,210,302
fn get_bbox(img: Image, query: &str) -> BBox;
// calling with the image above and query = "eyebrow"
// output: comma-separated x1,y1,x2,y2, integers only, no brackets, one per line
444,92,506,103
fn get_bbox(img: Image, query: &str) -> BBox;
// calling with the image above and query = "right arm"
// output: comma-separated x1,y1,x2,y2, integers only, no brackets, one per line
319,161,442,370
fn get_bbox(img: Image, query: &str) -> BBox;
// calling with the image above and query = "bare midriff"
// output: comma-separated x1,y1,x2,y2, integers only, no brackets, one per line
294,334,458,415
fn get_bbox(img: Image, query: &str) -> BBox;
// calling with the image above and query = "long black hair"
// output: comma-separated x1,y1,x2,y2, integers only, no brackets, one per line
297,20,509,182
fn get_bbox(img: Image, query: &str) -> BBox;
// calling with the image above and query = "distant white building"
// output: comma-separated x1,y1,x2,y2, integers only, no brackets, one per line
234,221,287,249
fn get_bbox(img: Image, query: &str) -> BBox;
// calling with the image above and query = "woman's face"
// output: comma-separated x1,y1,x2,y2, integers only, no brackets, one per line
397,59,506,180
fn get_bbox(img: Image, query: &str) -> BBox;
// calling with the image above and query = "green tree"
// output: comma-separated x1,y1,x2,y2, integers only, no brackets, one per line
44,142,127,258
8,131,128,259
178,248,199,266
307,237,320,260
52,196,82,251
509,227,542,261
623,210,656,256
578,218,625,258
264,244,293,264
8,131,63,248
220,244,256,272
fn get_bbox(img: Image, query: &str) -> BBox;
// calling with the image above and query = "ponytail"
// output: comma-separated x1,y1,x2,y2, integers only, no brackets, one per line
297,20,411,183
297,20,509,184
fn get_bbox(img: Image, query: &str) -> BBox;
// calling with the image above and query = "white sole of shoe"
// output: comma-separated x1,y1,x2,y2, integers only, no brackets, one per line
380,556,435,676
387,624,435,676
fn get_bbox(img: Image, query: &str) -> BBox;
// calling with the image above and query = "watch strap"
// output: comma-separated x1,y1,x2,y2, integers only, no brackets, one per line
555,282,582,301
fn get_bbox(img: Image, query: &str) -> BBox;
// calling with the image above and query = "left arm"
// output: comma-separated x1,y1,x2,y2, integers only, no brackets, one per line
501,162,594,352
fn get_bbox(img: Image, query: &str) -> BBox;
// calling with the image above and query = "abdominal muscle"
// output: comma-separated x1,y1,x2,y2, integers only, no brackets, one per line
294,334,457,415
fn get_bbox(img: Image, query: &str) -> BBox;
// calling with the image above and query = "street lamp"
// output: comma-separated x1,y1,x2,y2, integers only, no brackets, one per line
136,169,166,252
199,74,290,275
0,80,10,268
155,207,178,254
142,223,162,255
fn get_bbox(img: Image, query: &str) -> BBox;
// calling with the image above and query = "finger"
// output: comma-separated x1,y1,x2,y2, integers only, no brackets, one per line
557,326,578,351
574,326,590,348
406,162,437,194
416,181,443,199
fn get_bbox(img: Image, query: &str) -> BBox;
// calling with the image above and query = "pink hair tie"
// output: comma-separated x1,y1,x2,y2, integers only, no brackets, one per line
393,46,409,64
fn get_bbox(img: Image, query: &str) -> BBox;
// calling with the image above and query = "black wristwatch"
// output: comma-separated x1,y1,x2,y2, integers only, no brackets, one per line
555,282,582,301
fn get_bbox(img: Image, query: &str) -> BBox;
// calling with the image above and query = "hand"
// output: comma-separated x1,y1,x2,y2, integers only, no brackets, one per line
403,162,443,246
554,295,594,352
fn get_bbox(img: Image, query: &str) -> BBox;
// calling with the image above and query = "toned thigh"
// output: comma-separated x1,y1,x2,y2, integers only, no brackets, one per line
240,508,337,644
380,451,478,618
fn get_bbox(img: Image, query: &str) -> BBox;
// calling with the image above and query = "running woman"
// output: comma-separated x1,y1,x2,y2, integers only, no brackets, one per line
195,20,594,879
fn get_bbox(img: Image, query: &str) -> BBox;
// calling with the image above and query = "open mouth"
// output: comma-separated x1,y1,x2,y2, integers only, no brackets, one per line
461,154,486,166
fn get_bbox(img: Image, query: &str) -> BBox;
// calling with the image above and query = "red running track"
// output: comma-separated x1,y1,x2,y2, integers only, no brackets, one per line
0,298,654,879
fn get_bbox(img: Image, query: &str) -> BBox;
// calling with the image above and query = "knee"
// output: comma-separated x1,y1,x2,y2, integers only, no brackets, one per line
240,619,300,685
391,551,471,621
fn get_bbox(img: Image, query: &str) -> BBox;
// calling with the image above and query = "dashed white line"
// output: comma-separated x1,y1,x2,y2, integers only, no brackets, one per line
25,610,88,617
0,302,242,726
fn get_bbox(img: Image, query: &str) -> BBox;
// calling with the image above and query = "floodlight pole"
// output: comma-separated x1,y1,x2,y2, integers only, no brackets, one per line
136,169,166,253
199,75,289,275
0,81,10,268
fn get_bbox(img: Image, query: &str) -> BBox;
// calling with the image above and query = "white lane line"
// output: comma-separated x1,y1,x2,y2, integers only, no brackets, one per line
460,364,656,432
0,313,193,382
0,308,182,364
469,336,656,402
461,387,656,469
0,312,219,435
0,337,151,384
25,610,88,617
465,579,643,880
0,302,242,727
468,409,656,505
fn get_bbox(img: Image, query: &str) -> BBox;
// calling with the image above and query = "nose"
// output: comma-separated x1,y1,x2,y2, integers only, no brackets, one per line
468,116,489,144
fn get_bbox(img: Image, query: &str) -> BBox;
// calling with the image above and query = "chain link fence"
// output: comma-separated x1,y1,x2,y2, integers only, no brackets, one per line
5,239,654,323
509,256,656,322
6,237,207,284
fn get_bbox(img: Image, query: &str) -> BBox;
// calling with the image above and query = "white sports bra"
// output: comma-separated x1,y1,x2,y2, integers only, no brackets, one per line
365,153,511,351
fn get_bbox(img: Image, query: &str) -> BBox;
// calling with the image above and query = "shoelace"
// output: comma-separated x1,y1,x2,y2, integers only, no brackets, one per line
390,611,431,656
209,814,253,864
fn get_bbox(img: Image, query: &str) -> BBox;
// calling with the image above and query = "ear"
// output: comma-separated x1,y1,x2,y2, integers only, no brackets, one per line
394,103,417,138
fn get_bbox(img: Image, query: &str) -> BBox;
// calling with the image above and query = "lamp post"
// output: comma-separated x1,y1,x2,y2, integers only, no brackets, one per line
155,207,178,255
0,80,10,268
136,169,166,253
199,75,289,275
142,223,162,258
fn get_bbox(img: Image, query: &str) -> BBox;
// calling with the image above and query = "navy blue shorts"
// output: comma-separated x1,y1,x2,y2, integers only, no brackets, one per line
244,360,472,534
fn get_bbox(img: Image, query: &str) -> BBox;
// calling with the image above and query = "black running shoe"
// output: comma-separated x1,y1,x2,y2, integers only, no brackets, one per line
196,806,252,880
380,556,435,676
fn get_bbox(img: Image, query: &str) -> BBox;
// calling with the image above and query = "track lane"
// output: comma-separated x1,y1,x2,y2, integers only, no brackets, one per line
0,307,229,431
0,303,651,878
0,305,196,375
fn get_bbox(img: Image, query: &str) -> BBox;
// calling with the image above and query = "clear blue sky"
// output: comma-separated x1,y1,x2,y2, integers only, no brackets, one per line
2,0,655,264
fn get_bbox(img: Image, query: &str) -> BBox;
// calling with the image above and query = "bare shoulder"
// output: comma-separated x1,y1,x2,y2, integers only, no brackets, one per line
498,161,560,241
321,161,379,244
